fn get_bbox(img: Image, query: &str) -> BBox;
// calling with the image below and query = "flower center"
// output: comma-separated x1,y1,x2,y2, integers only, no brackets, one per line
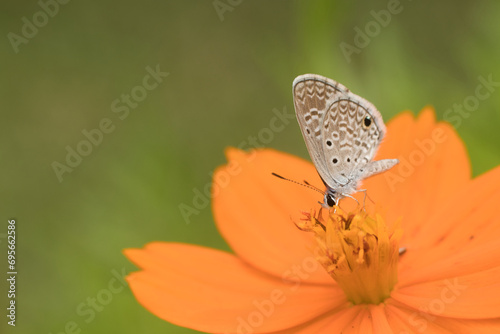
296,207,402,305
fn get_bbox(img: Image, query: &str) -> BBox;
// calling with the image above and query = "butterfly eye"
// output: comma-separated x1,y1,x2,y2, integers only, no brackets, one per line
326,194,336,207
363,115,372,128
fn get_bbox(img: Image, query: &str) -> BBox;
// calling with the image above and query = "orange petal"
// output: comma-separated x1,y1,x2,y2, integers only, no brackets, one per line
346,308,373,334
212,148,333,284
386,300,500,333
125,242,346,333
382,303,422,334
363,107,471,246
399,239,500,292
342,305,402,334
369,305,393,333
398,166,500,285
393,266,500,319
385,301,459,333
273,305,396,334
268,306,362,334
429,318,500,334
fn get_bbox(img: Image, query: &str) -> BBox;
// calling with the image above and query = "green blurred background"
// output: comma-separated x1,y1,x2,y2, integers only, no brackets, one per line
1,0,499,333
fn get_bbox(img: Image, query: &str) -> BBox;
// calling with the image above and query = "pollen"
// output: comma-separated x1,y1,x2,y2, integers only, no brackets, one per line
297,207,402,305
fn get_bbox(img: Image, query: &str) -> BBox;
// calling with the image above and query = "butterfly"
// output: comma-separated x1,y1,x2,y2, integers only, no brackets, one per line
292,74,398,208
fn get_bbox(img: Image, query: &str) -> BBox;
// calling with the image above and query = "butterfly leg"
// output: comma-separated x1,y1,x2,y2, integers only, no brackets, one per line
357,188,367,211
340,193,360,212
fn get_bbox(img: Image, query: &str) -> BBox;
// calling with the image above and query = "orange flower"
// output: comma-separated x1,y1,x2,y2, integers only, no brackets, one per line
125,107,500,333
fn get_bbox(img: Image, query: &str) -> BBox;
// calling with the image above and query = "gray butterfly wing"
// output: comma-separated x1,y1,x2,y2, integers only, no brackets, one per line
294,74,398,193
293,74,349,187
361,159,399,180
321,93,389,185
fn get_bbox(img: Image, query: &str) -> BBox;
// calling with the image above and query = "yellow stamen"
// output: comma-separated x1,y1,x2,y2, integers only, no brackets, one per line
297,207,402,305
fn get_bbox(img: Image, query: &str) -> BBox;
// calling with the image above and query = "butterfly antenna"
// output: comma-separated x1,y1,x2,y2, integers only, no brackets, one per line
303,180,325,193
271,173,325,195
